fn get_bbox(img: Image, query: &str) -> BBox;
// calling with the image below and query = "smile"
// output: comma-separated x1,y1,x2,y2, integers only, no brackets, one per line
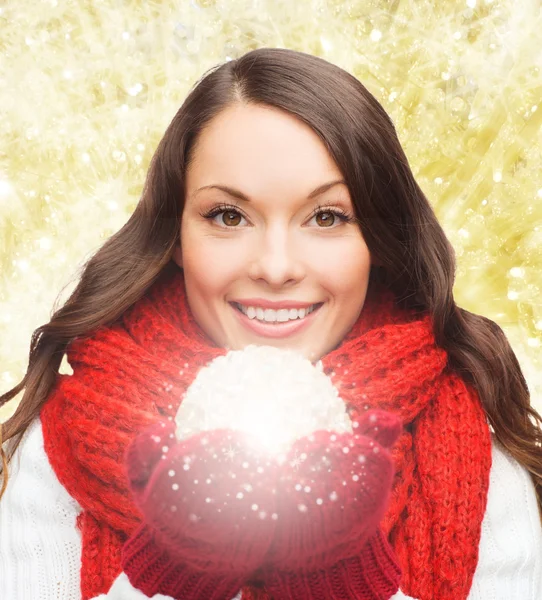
232,302,320,323
230,301,324,339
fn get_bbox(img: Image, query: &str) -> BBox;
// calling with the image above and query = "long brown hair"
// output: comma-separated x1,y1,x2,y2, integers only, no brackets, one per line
1,48,541,507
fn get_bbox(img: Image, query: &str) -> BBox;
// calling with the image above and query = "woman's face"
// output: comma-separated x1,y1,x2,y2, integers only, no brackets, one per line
173,103,372,361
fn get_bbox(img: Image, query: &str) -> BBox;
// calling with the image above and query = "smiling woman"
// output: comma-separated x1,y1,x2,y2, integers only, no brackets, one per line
173,104,372,360
0,47,541,600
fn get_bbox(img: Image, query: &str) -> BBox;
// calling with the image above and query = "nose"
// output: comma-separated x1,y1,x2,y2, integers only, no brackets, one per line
247,227,305,288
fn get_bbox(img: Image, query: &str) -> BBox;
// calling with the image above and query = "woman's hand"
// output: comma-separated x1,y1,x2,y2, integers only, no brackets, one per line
122,420,279,600
267,409,400,570
122,406,402,600
259,409,403,600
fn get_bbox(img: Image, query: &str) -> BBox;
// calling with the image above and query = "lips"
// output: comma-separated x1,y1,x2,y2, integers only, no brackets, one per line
232,302,321,323
230,301,323,339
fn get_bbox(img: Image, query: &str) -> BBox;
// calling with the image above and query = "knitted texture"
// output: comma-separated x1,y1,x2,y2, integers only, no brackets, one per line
123,421,279,598
122,409,401,600
40,261,492,600
262,529,401,600
265,413,400,572
251,411,402,600
122,525,246,600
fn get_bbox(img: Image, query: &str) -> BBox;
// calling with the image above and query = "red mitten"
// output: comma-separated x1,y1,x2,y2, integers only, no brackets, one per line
123,420,279,600
261,409,402,600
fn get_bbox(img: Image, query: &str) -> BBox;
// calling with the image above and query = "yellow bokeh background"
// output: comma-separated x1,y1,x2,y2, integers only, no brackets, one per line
1,0,541,421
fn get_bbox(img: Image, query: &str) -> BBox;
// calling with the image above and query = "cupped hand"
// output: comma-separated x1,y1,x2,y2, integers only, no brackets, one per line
125,420,279,574
266,409,401,571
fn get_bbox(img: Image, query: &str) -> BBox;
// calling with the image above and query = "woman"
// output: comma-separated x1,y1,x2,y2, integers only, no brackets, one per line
1,47,541,600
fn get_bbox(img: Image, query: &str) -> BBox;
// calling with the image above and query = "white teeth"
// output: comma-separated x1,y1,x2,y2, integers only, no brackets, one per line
277,309,289,322
237,303,318,323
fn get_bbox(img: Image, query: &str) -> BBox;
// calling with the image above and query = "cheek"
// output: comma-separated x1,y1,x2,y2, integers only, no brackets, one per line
181,230,248,292
311,238,371,292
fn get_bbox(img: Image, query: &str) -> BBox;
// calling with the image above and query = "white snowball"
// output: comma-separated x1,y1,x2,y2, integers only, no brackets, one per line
175,345,352,455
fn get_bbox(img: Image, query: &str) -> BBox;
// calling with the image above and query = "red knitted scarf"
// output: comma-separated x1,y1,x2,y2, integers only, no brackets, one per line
40,262,491,600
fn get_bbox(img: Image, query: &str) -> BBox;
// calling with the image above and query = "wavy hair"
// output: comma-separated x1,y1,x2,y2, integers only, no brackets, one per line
1,48,541,508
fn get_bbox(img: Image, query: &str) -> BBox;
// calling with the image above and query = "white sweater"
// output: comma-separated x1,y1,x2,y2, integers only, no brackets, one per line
1,417,541,600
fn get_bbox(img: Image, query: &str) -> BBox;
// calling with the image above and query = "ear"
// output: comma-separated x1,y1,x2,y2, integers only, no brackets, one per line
172,243,183,269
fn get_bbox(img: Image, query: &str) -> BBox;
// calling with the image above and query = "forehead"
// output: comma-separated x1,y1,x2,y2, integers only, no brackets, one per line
186,103,344,198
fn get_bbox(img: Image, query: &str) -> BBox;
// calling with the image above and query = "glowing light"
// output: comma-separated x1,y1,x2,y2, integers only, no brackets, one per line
16,259,30,272
320,36,333,53
0,179,14,197
127,83,143,96
175,346,353,456
1,372,14,384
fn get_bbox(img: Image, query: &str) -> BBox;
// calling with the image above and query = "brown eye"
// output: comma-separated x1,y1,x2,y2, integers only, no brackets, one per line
315,211,335,227
222,211,242,226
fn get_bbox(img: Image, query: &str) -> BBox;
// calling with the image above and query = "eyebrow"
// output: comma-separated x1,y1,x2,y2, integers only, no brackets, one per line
193,179,347,202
